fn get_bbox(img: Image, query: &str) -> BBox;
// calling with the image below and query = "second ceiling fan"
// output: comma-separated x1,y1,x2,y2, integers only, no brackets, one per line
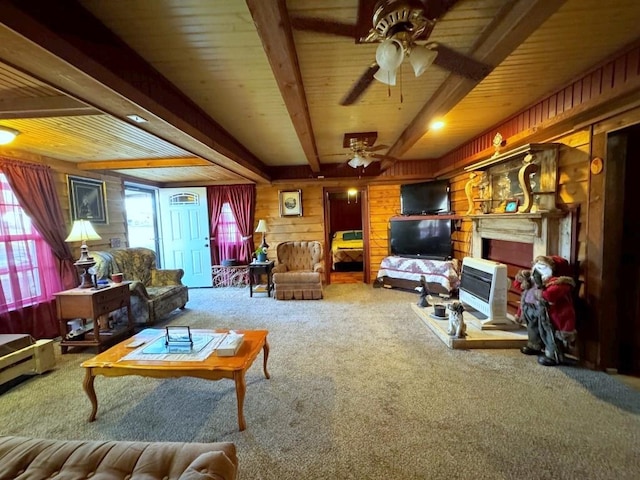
290,0,492,105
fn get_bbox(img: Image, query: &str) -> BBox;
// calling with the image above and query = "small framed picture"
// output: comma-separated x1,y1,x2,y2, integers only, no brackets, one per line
68,175,108,224
505,199,519,213
279,189,303,217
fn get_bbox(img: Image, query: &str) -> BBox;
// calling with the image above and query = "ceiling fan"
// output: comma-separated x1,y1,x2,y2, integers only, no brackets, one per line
332,132,395,169
290,0,492,105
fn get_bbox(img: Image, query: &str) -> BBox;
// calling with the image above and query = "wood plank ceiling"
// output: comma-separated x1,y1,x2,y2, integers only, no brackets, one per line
0,0,639,186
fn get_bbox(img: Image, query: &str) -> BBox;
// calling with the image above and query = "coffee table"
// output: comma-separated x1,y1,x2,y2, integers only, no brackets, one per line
81,329,269,431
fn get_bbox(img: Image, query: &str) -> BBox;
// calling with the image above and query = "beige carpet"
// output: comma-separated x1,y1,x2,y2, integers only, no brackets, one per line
1,284,639,479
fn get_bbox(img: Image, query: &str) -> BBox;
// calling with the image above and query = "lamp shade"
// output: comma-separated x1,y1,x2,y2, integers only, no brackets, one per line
373,68,398,86
348,154,373,169
0,126,20,145
65,220,102,243
375,39,405,72
255,219,268,233
409,45,438,77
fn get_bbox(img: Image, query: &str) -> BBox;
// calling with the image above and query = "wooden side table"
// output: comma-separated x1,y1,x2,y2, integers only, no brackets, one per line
248,261,275,297
54,282,133,353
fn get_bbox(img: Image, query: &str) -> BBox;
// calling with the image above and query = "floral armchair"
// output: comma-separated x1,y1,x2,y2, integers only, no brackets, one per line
90,247,188,326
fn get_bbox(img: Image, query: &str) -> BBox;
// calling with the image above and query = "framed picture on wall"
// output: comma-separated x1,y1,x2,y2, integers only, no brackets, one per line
68,175,108,224
279,189,303,217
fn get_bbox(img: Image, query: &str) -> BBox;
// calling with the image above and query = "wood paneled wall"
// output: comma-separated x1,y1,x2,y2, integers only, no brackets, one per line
0,149,127,257
254,184,325,260
368,184,401,279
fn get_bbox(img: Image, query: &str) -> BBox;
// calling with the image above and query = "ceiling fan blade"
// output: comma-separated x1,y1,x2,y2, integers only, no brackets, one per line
367,144,389,152
289,17,356,38
370,153,401,162
430,43,492,82
340,63,379,106
420,0,461,21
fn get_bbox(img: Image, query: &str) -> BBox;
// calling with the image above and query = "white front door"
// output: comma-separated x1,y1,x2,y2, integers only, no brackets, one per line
158,188,212,288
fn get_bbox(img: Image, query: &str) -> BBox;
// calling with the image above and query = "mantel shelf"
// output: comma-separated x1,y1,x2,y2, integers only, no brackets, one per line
467,211,565,220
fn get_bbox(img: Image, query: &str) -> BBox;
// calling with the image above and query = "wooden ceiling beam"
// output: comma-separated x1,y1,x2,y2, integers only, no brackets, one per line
0,0,270,183
382,0,568,171
0,94,100,119
77,158,211,170
246,0,321,173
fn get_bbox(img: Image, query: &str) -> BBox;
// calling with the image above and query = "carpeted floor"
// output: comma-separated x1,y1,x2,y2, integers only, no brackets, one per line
1,284,639,479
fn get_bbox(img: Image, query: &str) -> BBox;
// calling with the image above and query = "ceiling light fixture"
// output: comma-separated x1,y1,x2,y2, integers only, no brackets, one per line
348,153,373,169
372,40,439,86
126,114,148,123
430,120,445,130
0,126,20,145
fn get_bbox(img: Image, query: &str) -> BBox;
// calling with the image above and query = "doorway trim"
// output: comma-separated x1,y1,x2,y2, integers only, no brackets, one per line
322,186,370,285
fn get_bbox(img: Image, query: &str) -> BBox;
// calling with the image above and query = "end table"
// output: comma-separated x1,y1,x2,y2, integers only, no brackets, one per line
249,260,275,297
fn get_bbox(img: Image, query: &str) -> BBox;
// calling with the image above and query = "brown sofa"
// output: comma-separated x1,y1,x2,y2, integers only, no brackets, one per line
0,436,238,479
272,241,324,300
90,247,189,326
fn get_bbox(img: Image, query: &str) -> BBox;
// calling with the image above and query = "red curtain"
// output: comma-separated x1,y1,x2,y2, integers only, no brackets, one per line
207,185,256,264
0,160,73,338
207,187,225,265
227,185,255,263
0,159,77,289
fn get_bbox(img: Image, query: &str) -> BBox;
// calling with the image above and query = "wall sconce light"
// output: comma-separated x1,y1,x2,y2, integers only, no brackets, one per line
0,126,20,145
65,219,102,288
347,188,358,204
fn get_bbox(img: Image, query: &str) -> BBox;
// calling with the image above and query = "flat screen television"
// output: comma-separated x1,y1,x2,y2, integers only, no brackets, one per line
389,218,452,260
400,180,450,215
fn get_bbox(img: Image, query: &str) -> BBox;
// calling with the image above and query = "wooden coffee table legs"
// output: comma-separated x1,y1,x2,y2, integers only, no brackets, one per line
83,339,271,430
83,368,98,422
234,339,270,430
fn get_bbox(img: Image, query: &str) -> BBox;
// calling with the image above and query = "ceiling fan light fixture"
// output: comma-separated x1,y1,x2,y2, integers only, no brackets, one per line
375,38,405,72
373,67,398,85
409,45,438,77
348,153,372,169
0,126,20,145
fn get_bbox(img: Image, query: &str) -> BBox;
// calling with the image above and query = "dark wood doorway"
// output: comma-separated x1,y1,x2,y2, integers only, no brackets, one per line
323,187,368,285
608,124,640,375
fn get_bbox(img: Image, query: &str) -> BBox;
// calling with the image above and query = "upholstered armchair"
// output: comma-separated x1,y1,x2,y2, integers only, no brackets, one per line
90,247,188,325
272,241,324,300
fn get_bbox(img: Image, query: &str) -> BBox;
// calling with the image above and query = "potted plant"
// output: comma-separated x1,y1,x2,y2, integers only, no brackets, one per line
255,245,268,262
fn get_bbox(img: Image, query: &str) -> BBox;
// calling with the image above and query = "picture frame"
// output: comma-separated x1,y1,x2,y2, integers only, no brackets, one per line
68,175,108,224
504,198,519,213
279,189,303,217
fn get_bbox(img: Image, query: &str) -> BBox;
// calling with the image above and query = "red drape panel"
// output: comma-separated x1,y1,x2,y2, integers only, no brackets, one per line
227,185,255,264
207,186,225,265
0,159,74,338
0,159,77,289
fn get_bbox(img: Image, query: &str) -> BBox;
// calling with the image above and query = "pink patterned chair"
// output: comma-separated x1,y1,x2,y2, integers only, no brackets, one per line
271,241,324,300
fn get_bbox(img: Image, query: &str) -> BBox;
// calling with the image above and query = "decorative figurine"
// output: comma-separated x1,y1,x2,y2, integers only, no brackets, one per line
417,275,431,308
512,255,577,366
447,302,466,338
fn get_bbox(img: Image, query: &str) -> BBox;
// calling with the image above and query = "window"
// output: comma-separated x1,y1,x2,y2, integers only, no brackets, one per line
0,173,59,310
215,203,242,261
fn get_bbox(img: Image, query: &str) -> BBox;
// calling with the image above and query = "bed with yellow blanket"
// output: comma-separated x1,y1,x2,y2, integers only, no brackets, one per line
331,230,363,269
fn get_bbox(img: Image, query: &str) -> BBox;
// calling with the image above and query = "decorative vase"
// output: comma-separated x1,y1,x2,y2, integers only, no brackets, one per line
257,252,267,262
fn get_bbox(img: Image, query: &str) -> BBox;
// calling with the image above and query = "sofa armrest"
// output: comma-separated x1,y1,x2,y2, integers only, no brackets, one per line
151,268,185,286
129,280,151,300
272,264,287,274
313,262,324,274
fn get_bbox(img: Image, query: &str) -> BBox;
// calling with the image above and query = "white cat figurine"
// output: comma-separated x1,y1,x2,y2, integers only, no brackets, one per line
447,302,466,338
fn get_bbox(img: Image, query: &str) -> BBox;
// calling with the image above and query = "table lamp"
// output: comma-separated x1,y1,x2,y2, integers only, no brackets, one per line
255,219,269,251
65,219,102,288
